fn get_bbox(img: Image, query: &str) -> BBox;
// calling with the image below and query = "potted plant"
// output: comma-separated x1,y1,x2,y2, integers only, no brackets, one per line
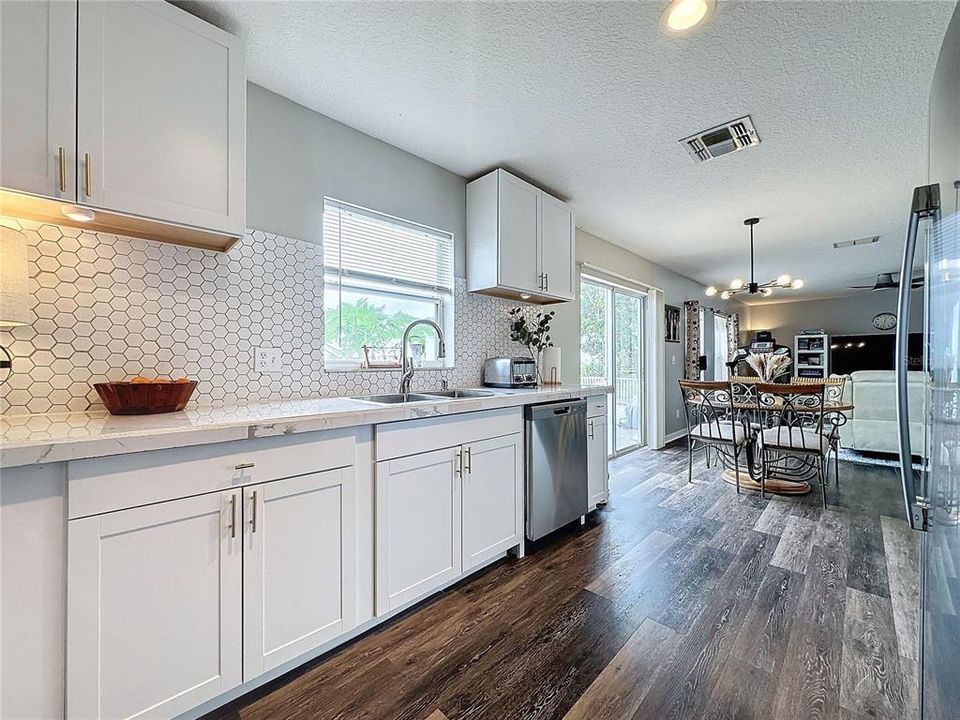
508,307,555,384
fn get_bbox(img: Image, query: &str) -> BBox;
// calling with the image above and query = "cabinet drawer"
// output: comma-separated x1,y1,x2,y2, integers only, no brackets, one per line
68,429,357,519
375,408,523,461
587,395,608,418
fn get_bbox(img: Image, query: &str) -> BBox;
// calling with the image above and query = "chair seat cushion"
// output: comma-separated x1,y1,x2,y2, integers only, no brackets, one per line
761,427,831,452
691,422,748,445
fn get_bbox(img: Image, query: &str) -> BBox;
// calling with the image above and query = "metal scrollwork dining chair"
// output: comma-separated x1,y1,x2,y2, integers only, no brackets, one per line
678,380,750,492
756,382,834,507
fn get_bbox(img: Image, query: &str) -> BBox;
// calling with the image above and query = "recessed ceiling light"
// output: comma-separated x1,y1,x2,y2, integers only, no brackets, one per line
662,0,715,34
61,205,96,223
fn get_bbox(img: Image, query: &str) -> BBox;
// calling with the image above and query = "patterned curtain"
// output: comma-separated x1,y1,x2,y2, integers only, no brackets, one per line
726,312,740,360
683,300,700,380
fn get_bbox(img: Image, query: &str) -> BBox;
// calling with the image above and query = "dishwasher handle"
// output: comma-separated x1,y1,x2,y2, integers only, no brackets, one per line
525,399,587,421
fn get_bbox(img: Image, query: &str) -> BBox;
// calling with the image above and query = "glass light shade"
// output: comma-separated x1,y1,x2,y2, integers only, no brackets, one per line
729,278,744,290
0,226,31,326
777,274,792,286
759,287,773,296
792,279,804,289
720,290,731,300
663,0,712,32
705,285,718,297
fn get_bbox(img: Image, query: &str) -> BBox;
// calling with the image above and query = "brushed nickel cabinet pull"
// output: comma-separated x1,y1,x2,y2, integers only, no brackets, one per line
83,153,92,197
249,490,258,533
58,147,66,192
234,462,255,470
545,273,549,292
455,448,462,478
588,420,594,440
465,447,472,474
228,494,237,538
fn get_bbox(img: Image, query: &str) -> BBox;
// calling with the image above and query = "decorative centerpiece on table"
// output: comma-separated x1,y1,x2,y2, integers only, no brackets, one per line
746,351,792,382
509,307,555,385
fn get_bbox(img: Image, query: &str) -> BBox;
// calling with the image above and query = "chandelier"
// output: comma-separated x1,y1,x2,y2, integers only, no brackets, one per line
705,217,803,299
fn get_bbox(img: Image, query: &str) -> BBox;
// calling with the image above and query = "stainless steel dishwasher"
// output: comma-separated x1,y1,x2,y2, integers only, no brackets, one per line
525,399,588,541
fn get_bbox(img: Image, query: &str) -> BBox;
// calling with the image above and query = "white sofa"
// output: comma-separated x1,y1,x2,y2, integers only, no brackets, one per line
838,370,927,456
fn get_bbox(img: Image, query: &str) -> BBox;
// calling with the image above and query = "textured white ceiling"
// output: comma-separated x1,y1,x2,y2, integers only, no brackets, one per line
185,0,955,304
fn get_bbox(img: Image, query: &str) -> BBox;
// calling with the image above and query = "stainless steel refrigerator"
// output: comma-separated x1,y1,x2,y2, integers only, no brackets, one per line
896,4,960,718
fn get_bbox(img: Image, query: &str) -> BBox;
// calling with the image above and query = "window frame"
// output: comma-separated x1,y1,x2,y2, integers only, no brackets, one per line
322,198,455,372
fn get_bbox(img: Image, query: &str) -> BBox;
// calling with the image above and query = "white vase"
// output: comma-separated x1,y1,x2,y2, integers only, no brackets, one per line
541,347,562,385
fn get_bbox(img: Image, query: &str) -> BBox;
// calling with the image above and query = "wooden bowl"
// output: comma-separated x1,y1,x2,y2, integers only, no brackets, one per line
94,380,198,415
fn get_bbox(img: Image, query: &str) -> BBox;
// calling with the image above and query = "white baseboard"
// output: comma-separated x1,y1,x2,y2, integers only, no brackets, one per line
661,429,687,446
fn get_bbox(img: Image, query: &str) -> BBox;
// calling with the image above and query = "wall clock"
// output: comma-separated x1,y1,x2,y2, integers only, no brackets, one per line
873,312,897,331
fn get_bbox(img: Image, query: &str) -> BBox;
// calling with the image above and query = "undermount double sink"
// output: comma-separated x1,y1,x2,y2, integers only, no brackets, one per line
354,389,495,404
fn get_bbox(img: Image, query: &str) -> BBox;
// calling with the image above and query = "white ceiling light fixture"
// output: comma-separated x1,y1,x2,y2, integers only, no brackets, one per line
661,0,715,34
704,218,803,299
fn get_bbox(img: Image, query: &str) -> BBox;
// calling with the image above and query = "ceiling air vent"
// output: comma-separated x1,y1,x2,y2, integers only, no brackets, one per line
833,235,880,249
680,115,760,163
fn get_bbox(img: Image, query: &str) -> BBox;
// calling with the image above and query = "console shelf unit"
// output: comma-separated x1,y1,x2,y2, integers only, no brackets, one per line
794,333,830,379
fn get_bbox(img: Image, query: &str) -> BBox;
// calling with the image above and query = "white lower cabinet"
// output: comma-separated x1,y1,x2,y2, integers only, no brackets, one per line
461,433,523,571
587,415,609,508
243,469,357,678
375,447,462,613
67,490,243,720
67,465,357,720
374,409,525,615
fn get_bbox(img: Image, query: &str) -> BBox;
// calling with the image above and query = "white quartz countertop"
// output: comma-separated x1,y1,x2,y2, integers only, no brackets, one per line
0,384,612,468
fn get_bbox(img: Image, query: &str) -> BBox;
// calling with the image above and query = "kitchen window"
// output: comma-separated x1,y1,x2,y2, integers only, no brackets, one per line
322,198,455,370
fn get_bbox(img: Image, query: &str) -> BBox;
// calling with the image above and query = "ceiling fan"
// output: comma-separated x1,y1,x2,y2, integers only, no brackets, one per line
848,272,924,291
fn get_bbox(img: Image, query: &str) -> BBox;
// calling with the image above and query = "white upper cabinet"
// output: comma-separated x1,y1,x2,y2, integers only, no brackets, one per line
0,0,244,249
539,193,576,300
496,172,541,293
77,0,245,236
467,168,576,304
0,0,77,200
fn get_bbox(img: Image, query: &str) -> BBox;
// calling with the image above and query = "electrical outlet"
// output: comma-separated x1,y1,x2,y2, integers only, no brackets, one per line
676,408,681,419
255,346,283,373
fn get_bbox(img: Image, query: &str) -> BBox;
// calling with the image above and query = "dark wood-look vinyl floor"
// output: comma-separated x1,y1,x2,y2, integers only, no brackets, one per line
205,443,920,720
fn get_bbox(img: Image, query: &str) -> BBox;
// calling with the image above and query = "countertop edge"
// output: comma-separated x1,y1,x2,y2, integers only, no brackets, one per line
1,386,613,469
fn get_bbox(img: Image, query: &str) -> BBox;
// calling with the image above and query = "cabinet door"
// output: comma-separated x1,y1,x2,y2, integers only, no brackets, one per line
375,447,461,614
77,0,245,234
462,433,523,571
243,469,357,679
497,171,541,293
587,416,609,507
0,0,76,199
539,193,576,300
67,490,242,720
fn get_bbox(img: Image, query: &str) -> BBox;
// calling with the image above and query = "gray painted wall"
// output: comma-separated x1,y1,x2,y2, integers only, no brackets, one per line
244,84,738,438
246,83,468,275
551,229,739,438
743,290,924,347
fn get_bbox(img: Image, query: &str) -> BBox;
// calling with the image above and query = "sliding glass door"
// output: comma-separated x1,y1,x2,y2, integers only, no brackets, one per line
580,276,646,455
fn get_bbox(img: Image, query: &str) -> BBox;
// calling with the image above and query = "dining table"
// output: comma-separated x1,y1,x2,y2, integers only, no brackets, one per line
716,399,855,496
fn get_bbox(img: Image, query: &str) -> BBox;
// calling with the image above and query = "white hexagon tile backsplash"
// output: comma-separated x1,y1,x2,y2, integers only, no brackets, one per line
0,216,528,415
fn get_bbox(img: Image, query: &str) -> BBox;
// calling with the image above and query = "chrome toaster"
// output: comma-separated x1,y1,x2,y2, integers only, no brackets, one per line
482,357,538,388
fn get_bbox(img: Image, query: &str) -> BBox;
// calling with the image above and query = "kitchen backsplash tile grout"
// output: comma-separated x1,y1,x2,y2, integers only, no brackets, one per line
0,216,529,415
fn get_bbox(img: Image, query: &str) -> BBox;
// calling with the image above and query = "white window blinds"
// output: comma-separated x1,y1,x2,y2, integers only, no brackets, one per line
323,199,454,292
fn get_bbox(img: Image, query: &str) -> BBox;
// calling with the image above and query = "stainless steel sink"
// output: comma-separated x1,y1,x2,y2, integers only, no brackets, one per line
352,393,439,404
423,389,495,399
